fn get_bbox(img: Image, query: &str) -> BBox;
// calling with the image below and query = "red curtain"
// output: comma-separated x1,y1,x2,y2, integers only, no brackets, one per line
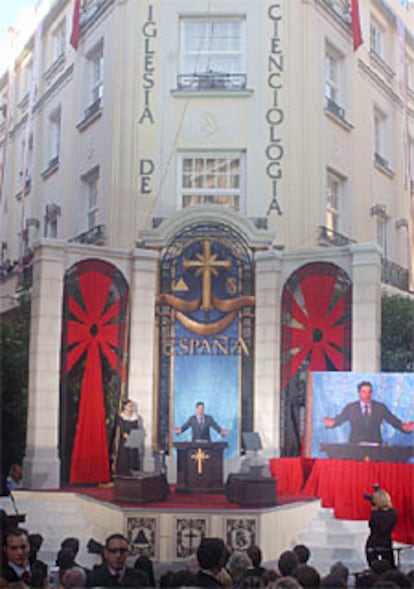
67,269,123,484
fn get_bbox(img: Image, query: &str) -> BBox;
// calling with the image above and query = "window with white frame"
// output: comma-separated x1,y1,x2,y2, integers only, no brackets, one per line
374,106,388,166
179,153,244,211
44,204,61,238
406,56,414,92
325,171,344,234
88,42,104,106
325,43,345,117
179,18,246,89
52,19,66,62
47,107,61,166
371,204,388,256
82,167,100,230
370,17,385,59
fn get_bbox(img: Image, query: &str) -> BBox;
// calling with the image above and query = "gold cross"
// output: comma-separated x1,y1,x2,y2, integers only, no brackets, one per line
191,448,210,474
182,239,231,311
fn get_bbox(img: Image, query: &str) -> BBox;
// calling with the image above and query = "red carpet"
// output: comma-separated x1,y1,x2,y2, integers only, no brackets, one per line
62,484,307,510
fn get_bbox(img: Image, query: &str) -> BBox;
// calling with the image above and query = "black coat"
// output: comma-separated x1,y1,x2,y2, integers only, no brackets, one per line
195,570,224,587
365,508,397,567
180,415,223,442
88,565,149,587
332,400,406,444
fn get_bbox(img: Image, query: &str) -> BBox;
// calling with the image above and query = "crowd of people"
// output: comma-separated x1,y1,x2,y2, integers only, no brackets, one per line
1,519,413,589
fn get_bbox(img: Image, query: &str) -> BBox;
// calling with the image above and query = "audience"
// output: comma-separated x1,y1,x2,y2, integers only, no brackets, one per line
1,521,414,589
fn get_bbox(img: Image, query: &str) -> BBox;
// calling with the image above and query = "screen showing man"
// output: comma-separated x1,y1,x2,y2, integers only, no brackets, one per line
175,401,229,442
323,380,414,445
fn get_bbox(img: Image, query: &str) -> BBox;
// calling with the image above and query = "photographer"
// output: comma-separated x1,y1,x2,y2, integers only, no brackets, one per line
365,488,397,569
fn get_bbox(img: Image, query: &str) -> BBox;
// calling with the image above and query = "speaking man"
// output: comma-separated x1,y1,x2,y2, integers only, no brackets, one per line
175,401,228,442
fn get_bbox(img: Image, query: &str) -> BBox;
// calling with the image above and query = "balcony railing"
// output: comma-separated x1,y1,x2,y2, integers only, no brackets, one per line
317,226,356,247
381,258,409,292
69,224,106,246
177,72,247,91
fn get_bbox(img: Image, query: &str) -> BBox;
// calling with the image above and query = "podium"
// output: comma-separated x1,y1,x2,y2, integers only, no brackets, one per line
174,442,227,493
320,443,414,463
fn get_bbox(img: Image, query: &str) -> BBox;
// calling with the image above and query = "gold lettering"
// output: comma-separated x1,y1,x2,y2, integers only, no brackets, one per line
213,337,229,355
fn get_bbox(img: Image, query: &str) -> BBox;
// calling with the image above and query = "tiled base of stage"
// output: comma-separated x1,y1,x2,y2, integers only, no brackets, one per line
0,490,319,566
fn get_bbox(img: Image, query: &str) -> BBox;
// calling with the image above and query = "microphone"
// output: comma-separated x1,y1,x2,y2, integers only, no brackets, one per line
9,491,19,515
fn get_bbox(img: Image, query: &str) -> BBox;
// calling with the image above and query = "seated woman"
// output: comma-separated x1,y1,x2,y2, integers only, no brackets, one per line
6,464,23,491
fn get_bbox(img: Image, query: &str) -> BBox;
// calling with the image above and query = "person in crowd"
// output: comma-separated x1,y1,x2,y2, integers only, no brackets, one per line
274,577,303,589
28,534,43,566
87,533,149,587
175,401,228,442
293,544,311,565
381,570,412,588
323,381,414,445
365,489,397,568
277,550,299,577
246,545,267,578
6,465,23,493
61,566,87,588
196,537,227,587
354,571,380,589
226,550,252,586
133,555,155,587
320,573,347,589
328,561,349,585
292,563,321,588
116,400,145,475
1,528,35,585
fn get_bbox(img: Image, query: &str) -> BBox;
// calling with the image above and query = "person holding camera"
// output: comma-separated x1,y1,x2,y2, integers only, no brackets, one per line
365,489,397,569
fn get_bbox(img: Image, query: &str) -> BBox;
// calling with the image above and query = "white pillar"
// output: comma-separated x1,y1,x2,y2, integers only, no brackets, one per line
24,240,66,489
254,249,283,456
350,243,382,372
127,247,159,472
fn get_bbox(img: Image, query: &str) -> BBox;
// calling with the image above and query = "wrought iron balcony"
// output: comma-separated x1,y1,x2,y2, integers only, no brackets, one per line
177,72,247,91
317,226,356,247
381,258,409,292
69,224,106,246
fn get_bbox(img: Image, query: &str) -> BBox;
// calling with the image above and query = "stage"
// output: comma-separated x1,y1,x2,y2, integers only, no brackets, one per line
2,484,319,567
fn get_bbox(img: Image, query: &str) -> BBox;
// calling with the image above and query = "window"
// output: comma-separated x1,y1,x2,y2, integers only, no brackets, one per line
88,43,104,107
374,106,388,166
18,136,33,194
325,44,345,118
406,56,414,92
179,18,246,89
371,204,388,256
52,19,66,62
82,167,99,230
44,203,61,238
325,171,343,234
179,153,244,211
47,107,61,166
370,18,384,59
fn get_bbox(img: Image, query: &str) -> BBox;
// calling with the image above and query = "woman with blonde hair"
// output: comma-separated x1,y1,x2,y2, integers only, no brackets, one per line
365,489,397,568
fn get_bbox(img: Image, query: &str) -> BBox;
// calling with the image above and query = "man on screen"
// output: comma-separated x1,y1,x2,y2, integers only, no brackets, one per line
323,380,414,444
175,401,229,442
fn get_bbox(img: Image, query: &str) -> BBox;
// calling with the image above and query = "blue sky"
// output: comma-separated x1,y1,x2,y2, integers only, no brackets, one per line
0,0,36,38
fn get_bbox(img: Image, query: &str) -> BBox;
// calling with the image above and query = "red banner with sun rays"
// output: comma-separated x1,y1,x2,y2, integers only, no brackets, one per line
281,264,352,393
66,268,123,483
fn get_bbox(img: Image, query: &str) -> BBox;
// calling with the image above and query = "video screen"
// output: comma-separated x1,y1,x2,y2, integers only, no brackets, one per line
304,372,414,462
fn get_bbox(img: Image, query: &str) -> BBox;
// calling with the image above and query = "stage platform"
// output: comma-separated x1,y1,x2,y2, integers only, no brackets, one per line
0,485,319,567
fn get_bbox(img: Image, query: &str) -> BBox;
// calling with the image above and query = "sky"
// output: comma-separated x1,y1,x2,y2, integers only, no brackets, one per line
0,0,37,38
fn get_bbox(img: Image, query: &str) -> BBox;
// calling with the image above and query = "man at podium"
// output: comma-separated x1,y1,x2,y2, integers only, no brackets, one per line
175,401,228,442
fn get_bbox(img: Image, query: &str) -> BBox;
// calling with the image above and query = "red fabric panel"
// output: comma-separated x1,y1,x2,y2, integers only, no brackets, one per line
269,458,304,496
351,0,363,51
69,342,110,483
301,459,414,544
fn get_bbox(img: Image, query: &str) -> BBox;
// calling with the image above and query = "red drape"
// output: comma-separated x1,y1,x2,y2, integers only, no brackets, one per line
68,270,121,484
301,459,414,544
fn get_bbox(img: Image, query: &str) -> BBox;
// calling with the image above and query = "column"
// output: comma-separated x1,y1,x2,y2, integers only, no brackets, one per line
127,247,159,472
254,249,283,456
23,240,66,489
350,243,382,371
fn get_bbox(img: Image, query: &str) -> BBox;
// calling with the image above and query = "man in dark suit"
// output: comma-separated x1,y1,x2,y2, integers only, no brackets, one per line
175,401,228,441
195,537,226,587
1,528,33,585
88,533,148,587
323,380,414,444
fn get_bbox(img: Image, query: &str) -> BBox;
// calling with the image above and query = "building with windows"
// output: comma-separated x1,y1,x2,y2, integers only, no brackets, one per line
0,0,413,489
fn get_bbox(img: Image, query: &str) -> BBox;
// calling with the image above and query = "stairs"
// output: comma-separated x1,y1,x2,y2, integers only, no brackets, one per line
278,507,414,577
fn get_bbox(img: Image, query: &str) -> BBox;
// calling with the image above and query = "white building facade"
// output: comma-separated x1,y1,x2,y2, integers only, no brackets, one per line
0,0,413,488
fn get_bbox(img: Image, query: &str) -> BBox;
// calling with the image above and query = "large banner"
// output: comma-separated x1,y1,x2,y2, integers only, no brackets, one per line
305,372,414,462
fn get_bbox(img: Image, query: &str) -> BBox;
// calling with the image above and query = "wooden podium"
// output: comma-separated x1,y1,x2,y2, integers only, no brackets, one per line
174,442,227,493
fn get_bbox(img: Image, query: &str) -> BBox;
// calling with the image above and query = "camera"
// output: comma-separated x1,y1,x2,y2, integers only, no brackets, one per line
363,483,380,504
